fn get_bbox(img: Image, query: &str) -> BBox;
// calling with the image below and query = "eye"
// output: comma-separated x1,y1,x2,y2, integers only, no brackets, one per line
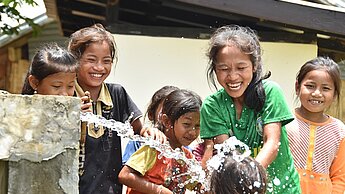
103,59,112,65
216,65,229,72
183,123,191,127
237,67,246,71
304,84,314,89
323,86,331,91
86,58,97,63
52,85,61,89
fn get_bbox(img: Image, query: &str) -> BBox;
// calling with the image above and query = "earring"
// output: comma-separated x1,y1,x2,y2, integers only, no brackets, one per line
34,89,37,94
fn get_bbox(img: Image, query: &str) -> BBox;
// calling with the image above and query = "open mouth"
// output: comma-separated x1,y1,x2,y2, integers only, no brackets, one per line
308,99,323,105
227,82,241,90
90,73,103,78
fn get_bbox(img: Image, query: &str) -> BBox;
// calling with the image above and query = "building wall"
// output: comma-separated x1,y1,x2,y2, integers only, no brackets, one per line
28,21,68,60
0,48,8,90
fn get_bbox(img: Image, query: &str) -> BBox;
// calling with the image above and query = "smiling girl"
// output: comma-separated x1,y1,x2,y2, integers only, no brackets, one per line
287,57,345,193
200,25,301,193
22,43,79,96
119,89,202,194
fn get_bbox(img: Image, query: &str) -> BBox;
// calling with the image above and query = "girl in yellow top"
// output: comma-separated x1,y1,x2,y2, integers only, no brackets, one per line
119,89,202,194
287,57,345,193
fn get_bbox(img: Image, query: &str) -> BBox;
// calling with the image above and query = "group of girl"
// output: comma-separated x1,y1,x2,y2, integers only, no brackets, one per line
13,23,344,194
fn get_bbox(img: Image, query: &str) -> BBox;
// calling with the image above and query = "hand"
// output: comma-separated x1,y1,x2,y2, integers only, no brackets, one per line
80,91,92,113
140,127,167,144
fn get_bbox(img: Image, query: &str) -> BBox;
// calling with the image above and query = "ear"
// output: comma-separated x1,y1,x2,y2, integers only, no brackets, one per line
295,80,300,95
161,113,172,130
28,75,39,90
253,64,257,73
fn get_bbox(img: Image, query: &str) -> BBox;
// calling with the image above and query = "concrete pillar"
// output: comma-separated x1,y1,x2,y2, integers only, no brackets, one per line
0,94,80,194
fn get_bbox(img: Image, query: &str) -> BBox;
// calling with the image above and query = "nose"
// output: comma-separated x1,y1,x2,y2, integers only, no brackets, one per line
59,88,69,96
93,63,105,71
312,89,322,97
226,69,239,80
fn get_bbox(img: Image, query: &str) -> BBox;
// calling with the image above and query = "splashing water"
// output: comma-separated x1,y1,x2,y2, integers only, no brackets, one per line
80,112,207,191
204,136,251,190
80,112,251,192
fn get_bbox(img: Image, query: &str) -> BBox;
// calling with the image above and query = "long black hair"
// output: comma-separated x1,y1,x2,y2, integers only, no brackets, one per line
206,25,270,112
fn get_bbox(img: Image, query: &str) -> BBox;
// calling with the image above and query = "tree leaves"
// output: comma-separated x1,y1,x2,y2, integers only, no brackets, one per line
0,0,41,36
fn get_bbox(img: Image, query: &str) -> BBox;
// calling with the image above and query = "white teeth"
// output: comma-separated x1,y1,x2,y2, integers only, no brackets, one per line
227,83,241,89
310,100,322,104
91,73,102,78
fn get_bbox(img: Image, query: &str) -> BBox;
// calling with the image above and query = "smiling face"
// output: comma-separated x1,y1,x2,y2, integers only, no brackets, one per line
30,72,76,96
215,45,255,101
296,69,335,118
77,41,113,92
165,111,200,149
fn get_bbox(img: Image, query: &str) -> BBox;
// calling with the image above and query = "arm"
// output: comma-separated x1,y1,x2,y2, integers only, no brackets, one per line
119,166,172,194
200,139,214,169
201,134,228,169
131,118,143,135
330,138,345,193
255,122,281,168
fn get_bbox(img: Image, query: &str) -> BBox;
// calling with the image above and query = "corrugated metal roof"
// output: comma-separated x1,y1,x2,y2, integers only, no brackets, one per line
0,14,54,48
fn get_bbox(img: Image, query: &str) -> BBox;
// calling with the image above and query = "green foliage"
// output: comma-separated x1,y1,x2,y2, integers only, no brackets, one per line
0,0,41,35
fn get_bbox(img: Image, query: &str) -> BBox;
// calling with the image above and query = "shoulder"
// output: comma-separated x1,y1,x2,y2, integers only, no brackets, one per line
182,147,193,159
262,80,286,100
203,89,228,106
132,145,158,158
263,80,282,92
330,117,345,136
105,83,131,99
105,83,125,91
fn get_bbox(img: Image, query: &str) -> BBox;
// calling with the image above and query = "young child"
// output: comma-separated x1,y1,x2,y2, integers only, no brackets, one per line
22,43,78,96
210,149,267,194
200,25,301,193
68,23,164,194
122,85,179,164
286,57,345,193
119,89,202,194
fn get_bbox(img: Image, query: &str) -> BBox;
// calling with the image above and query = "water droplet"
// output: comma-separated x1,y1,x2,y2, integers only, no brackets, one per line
273,177,281,186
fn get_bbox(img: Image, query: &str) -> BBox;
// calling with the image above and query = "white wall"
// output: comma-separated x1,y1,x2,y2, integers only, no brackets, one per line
107,34,318,117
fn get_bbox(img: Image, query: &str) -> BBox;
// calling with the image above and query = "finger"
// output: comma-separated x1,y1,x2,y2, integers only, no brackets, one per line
81,102,92,111
159,130,167,144
155,129,167,144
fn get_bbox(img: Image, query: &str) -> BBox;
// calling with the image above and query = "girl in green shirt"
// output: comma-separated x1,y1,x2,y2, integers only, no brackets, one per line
200,25,301,193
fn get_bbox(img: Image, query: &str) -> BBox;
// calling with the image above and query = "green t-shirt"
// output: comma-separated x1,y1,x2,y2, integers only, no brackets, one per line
200,80,301,194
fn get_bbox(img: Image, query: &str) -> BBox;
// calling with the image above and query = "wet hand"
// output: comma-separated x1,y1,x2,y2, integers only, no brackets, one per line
80,91,92,113
140,127,167,144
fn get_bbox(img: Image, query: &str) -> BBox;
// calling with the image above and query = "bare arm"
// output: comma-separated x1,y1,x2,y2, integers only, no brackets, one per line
255,122,281,168
131,118,143,135
200,134,228,169
118,166,172,194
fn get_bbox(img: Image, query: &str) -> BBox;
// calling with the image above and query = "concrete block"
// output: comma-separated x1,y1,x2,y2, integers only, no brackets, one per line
0,94,81,194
